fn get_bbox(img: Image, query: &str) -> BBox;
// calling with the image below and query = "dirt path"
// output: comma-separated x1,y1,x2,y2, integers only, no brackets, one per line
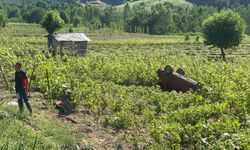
0,82,133,149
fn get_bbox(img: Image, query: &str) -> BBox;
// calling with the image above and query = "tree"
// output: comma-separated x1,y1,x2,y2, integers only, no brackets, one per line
41,11,65,34
73,16,81,27
185,34,190,42
0,13,7,28
101,7,118,28
102,0,124,5
50,2,61,10
8,7,20,18
27,8,45,23
123,3,131,20
195,35,200,43
203,10,246,60
60,11,70,24
36,0,48,8
186,0,250,7
68,25,73,33
148,6,176,34
235,4,250,34
41,11,65,47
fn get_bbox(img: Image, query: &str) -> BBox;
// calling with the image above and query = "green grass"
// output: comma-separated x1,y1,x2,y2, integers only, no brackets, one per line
0,100,79,149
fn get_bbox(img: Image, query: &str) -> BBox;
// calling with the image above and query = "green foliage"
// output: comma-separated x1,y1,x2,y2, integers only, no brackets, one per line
59,11,70,24
147,7,175,34
185,34,190,41
68,25,73,33
203,9,246,59
32,43,250,148
195,35,200,43
72,16,81,27
187,0,250,8
26,8,45,23
0,13,7,28
7,6,20,19
1,0,250,36
50,1,61,10
2,0,250,36
101,7,118,28
41,11,65,34
234,4,250,35
123,3,131,20
36,0,48,9
104,111,132,130
0,23,249,149
101,0,124,5
126,3,216,34
0,116,77,149
203,9,246,49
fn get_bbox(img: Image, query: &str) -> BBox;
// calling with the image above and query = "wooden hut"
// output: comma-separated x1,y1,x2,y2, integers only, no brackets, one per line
50,33,91,54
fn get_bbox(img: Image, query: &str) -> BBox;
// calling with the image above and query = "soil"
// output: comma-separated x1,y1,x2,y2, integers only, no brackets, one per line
0,83,137,150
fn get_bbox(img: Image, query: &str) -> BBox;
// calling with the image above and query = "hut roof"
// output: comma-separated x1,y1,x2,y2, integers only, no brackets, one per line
52,33,91,42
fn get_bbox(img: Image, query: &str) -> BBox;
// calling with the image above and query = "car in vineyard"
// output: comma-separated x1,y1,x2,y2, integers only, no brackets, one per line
157,65,201,93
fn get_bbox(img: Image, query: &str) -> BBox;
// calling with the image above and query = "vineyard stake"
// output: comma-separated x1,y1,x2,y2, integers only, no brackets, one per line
0,64,9,91
180,122,198,150
28,64,38,96
46,68,51,101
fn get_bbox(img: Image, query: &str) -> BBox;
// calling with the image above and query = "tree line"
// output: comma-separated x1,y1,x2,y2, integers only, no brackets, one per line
0,0,250,35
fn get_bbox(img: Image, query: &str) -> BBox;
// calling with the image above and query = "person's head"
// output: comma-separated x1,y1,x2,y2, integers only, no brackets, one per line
15,62,22,72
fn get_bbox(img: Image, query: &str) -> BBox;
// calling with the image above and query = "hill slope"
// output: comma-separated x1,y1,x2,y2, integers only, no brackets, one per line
186,0,250,6
81,0,191,8
5,0,250,7
2,0,190,8
117,0,192,10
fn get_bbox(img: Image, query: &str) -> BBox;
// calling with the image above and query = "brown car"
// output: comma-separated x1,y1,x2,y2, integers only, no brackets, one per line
157,65,201,93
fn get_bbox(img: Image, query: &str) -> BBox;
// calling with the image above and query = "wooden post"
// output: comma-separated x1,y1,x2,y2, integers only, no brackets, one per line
28,64,38,96
0,64,9,90
46,68,51,100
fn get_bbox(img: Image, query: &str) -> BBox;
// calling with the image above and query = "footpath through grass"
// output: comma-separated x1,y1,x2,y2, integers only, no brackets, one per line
0,86,79,149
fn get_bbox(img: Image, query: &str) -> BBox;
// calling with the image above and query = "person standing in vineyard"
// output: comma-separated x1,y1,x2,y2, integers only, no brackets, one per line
11,63,32,114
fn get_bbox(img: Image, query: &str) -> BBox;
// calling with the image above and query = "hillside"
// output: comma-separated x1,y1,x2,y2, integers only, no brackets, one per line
3,0,191,7
187,0,250,6
4,0,250,7
6,0,250,7
86,0,110,8
82,0,192,9
117,0,192,10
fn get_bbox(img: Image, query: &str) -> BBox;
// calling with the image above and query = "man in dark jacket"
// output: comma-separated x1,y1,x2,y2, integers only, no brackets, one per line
13,63,32,114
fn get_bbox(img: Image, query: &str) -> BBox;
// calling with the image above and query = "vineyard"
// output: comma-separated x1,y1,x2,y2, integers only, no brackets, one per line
0,23,250,149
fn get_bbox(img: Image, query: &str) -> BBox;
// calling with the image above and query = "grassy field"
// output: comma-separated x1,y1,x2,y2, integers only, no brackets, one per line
0,93,79,149
0,23,249,149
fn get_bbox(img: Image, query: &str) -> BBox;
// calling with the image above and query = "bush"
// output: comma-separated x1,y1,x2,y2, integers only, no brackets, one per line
41,11,65,34
0,14,7,28
195,35,200,43
27,8,45,23
68,25,73,33
73,17,81,27
185,34,190,41
60,11,70,24
103,111,132,130
203,9,246,60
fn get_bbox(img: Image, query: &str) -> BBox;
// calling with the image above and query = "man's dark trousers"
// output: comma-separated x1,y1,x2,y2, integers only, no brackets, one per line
16,90,32,113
